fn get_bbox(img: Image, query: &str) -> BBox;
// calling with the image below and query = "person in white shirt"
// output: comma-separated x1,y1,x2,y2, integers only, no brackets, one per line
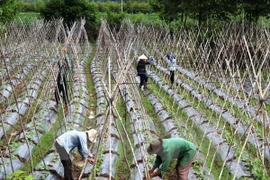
169,54,176,86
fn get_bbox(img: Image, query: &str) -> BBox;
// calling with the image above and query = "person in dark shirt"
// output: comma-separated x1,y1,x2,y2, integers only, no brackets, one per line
55,59,69,111
137,54,150,90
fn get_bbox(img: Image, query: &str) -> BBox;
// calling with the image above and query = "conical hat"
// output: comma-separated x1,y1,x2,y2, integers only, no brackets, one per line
138,54,148,60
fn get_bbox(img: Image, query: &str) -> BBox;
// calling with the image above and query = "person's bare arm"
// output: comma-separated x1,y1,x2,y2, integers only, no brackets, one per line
149,170,161,178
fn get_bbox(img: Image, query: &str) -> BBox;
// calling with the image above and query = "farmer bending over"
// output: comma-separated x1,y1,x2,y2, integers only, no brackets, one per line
55,129,98,180
144,138,196,180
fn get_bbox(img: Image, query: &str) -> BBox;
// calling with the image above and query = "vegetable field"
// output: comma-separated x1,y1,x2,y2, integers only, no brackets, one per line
0,19,269,180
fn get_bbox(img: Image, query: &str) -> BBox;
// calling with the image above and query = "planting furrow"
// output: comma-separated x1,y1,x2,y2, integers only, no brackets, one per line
142,87,214,179
0,54,55,104
90,56,120,180
175,66,269,128
147,69,252,179
0,68,48,139
0,52,61,179
0,100,58,179
149,47,269,129
211,76,270,105
111,71,160,180
0,42,47,86
134,75,205,179
0,44,28,78
152,62,270,161
0,54,61,179
0,56,22,84
32,51,92,179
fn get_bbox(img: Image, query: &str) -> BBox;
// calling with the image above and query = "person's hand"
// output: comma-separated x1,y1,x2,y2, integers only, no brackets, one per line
143,169,153,180
149,168,154,175
143,176,150,180
143,174,152,180
87,157,94,165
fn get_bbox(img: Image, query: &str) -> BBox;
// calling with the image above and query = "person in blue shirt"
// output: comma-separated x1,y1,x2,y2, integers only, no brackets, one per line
54,129,98,180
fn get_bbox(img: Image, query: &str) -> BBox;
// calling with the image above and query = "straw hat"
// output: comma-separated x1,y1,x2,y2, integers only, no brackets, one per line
138,54,148,60
86,129,98,143
147,139,162,154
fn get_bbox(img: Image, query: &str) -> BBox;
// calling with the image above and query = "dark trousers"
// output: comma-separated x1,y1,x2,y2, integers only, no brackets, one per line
55,84,69,105
170,71,175,85
55,141,73,180
139,74,148,87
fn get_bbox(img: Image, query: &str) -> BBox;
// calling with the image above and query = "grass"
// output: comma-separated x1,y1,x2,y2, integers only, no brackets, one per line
15,12,40,23
139,89,167,137
83,44,97,129
124,13,163,25
96,12,164,26
114,96,134,180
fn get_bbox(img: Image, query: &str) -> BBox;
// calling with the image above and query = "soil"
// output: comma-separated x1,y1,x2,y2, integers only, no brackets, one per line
162,161,179,180
163,168,178,180
0,107,4,114
71,153,90,180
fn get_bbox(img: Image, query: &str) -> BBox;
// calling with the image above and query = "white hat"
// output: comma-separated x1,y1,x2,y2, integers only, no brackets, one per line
86,129,98,143
138,54,148,60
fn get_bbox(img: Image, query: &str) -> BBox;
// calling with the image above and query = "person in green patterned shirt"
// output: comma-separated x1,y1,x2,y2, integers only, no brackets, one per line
145,138,196,180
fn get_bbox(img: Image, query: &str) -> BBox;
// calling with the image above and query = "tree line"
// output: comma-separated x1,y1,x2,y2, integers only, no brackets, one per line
1,0,269,34
149,0,270,26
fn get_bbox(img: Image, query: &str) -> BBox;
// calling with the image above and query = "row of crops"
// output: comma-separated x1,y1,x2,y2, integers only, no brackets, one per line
0,19,95,179
0,18,269,180
91,20,269,179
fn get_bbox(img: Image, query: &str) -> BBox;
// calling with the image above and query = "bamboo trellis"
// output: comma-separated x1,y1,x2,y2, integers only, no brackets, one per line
0,18,269,180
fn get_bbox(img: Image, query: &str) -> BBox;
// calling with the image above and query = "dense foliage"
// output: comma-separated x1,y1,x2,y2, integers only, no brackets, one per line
0,0,18,24
40,0,97,27
94,1,152,14
149,0,270,26
1,0,270,36
17,0,45,13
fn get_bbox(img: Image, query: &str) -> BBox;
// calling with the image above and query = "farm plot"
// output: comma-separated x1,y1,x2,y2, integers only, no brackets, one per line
139,23,269,179
0,19,95,179
88,20,269,179
1,18,269,180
